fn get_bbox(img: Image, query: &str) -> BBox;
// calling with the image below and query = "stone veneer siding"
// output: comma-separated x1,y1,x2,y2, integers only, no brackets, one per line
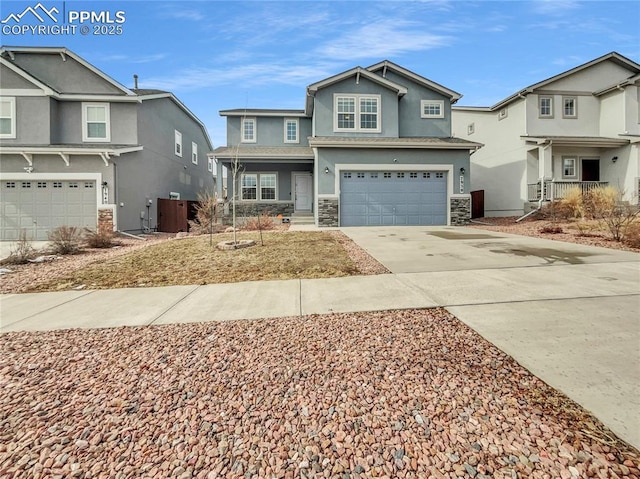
222,202,294,224
97,207,114,234
318,198,339,227
450,197,470,225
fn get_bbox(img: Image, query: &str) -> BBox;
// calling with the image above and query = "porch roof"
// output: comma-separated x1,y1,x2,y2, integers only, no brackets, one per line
308,136,482,150
521,135,630,148
212,146,314,160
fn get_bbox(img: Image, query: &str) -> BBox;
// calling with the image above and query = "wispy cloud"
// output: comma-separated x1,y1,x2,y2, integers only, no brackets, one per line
530,0,581,15
140,61,342,92
97,53,168,64
315,20,453,61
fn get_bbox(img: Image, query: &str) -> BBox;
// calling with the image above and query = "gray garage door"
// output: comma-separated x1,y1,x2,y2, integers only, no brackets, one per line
340,171,447,226
1,179,97,241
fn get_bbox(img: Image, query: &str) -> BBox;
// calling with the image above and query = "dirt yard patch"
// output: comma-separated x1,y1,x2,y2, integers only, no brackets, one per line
469,216,640,253
1,309,637,478
1,231,388,294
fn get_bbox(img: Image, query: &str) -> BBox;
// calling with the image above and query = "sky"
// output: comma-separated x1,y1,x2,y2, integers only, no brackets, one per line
1,0,639,149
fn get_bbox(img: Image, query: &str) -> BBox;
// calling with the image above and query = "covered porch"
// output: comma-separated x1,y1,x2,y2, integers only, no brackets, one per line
524,135,631,203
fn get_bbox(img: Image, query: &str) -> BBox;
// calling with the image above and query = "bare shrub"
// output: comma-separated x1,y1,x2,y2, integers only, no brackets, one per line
560,187,585,219
244,210,275,231
540,224,563,234
585,186,638,241
48,226,83,255
188,191,222,235
2,229,36,265
622,222,640,249
84,228,116,249
540,200,574,221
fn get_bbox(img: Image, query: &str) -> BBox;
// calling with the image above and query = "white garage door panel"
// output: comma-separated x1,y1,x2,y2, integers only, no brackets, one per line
340,171,447,226
1,180,97,241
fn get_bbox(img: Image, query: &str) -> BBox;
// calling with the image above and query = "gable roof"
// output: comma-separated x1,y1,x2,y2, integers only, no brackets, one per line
1,46,136,97
465,52,640,111
220,109,308,118
367,60,462,103
306,66,409,97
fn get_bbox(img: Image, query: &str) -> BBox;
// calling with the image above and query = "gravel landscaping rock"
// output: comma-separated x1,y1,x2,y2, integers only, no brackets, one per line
1,309,637,478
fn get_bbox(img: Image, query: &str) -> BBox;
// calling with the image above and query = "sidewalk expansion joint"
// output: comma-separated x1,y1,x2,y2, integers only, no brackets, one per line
443,292,640,309
2,290,95,328
146,285,201,326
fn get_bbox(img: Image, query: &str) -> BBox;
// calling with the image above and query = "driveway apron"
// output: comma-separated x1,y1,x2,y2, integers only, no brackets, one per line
341,226,640,449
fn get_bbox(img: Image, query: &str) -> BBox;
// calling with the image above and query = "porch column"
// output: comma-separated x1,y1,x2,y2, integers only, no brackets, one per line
538,143,553,179
215,159,224,199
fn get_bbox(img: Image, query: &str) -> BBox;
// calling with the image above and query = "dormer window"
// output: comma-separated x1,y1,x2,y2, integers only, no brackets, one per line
421,100,444,119
334,94,381,132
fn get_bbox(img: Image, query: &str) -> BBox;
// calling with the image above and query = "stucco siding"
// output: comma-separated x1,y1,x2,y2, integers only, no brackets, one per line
527,94,600,137
599,91,625,137
313,77,399,137
453,100,528,216
10,53,126,95
225,116,312,147
380,70,452,138
0,63,41,90
543,61,634,92
0,96,51,145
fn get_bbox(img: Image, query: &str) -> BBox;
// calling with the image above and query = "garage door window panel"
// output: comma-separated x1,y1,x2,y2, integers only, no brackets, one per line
83,103,110,142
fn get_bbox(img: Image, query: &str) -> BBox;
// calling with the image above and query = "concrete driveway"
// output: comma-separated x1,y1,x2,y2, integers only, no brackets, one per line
341,226,640,449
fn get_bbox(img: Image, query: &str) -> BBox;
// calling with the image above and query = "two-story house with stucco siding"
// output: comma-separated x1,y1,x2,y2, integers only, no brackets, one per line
213,61,481,227
452,52,640,217
0,46,214,240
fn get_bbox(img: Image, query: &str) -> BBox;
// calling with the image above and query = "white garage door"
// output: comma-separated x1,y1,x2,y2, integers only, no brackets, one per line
340,171,447,226
1,179,97,241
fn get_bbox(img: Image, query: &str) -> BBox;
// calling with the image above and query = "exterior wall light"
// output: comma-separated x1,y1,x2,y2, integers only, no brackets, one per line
324,167,330,174
612,156,618,163
460,167,466,174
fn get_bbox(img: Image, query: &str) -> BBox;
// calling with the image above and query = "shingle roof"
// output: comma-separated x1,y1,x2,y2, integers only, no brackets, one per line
308,136,482,149
212,146,314,159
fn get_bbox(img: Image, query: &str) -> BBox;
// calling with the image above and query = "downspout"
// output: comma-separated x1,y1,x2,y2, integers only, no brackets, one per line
516,140,552,222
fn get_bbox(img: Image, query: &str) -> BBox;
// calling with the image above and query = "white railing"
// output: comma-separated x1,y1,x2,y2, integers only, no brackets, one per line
527,181,608,201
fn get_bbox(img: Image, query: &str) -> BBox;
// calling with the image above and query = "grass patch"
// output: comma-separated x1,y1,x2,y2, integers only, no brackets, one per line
28,232,361,291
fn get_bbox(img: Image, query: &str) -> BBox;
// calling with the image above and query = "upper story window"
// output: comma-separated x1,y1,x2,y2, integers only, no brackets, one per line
0,97,16,139
175,130,183,157
498,107,508,120
539,96,553,118
334,94,381,132
420,100,444,119
284,118,299,143
563,97,577,118
242,118,256,143
82,103,110,142
192,142,198,164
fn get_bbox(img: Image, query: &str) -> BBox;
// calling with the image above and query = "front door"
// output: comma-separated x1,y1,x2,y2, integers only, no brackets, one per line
582,159,600,181
294,174,312,211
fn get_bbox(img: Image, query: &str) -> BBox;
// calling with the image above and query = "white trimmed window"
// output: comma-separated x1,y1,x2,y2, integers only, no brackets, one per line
241,174,257,200
563,97,577,118
539,96,553,118
421,100,444,119
563,157,577,178
467,123,475,135
0,97,16,139
242,118,256,143
207,156,213,173
334,94,381,132
82,103,110,142
284,118,299,143
175,130,183,157
192,142,198,164
260,173,276,200
498,108,508,120
241,173,277,201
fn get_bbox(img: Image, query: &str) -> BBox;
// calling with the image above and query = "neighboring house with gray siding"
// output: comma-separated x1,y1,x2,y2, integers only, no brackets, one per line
0,46,214,240
452,52,640,217
213,61,481,227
